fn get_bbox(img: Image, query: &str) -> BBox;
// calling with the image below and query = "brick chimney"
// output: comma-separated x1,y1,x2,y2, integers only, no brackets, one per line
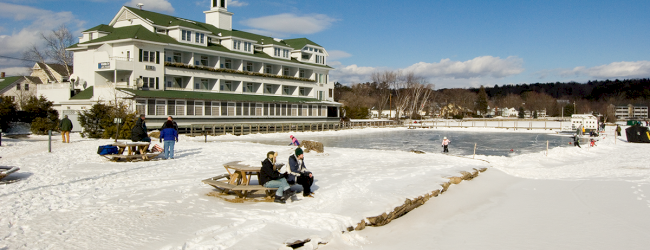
1,72,5,78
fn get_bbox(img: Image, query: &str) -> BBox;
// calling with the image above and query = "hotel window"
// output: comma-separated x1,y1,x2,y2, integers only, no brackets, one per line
283,86,291,95
136,100,146,115
167,100,175,115
281,104,287,116
302,53,310,60
274,48,280,56
302,105,309,116
319,74,324,83
283,49,290,58
195,101,204,116
265,65,272,74
16,84,20,90
186,101,194,116
321,106,327,117
309,47,313,51
265,85,274,94
256,103,263,116
236,103,242,116
283,67,289,76
299,70,305,78
194,81,201,90
318,91,324,100
24,84,29,91
200,56,208,66
173,52,182,63
312,105,318,116
244,82,254,92
225,59,231,69
329,89,333,98
227,102,235,116
244,42,252,52
211,102,220,116
315,55,320,64
205,102,211,116
243,103,249,116
268,104,275,116
221,81,232,91
246,62,253,71
156,100,166,116
291,104,298,116
176,101,185,116
299,87,306,96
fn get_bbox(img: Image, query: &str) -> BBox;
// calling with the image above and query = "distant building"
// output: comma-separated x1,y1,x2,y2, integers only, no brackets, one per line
570,114,599,132
0,76,40,110
613,104,648,119
370,109,396,119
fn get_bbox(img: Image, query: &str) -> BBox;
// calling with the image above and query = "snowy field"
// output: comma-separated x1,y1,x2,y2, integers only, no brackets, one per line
1,124,648,250
0,127,488,249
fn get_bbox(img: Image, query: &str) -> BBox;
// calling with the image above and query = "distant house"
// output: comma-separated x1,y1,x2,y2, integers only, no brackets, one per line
0,76,41,110
31,63,73,84
370,109,396,119
570,114,599,132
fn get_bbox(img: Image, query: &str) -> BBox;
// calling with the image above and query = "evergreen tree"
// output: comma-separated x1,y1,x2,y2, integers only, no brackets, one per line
533,110,538,119
476,85,489,117
0,96,17,132
518,107,525,118
22,96,59,135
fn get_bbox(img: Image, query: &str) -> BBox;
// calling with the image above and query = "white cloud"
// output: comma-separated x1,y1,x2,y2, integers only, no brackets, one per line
404,56,524,79
0,3,85,59
329,56,525,87
240,13,337,36
124,0,174,13
559,61,650,79
327,50,351,61
229,1,248,7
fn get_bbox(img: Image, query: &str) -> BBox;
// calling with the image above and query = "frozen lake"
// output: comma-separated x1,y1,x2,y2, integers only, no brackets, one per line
244,129,574,157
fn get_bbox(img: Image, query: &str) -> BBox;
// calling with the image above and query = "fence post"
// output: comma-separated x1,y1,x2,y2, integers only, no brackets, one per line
473,143,476,159
546,140,549,156
48,130,52,153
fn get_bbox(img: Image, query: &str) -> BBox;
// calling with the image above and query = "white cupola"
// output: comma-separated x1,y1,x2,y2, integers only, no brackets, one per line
204,0,233,30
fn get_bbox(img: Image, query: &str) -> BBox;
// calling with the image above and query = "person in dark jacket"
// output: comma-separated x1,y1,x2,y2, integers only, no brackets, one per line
131,114,151,142
260,151,291,203
160,116,178,131
59,115,73,143
573,134,581,148
159,121,178,159
288,148,315,198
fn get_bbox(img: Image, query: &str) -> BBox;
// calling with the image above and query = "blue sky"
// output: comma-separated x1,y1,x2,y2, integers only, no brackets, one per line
1,0,649,89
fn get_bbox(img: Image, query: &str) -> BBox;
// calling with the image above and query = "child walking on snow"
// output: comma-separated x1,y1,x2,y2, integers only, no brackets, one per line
441,137,451,153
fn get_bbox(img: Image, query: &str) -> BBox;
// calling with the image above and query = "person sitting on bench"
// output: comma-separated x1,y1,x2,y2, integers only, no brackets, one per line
287,148,315,198
260,151,291,204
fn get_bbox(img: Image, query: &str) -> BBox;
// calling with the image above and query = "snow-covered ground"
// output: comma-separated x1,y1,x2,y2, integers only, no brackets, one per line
0,127,488,249
1,125,647,250
325,125,650,249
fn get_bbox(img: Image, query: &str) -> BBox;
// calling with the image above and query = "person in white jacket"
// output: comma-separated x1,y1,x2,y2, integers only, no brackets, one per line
441,137,451,153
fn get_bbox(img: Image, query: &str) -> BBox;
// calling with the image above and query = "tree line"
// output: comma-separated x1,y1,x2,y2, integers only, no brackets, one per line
335,74,650,122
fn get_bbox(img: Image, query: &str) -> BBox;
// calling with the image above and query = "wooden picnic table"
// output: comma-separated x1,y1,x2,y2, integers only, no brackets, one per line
103,141,160,161
202,161,277,199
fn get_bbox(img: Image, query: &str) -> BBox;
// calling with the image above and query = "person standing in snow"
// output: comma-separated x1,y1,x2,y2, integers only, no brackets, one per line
159,121,178,160
573,135,581,148
59,115,73,143
616,125,622,136
288,135,300,146
131,114,151,153
160,116,178,131
441,137,451,153
261,151,291,203
288,147,315,198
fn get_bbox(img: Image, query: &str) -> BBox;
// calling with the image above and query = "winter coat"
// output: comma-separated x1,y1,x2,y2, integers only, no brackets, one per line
159,128,178,142
442,139,451,146
260,158,283,186
59,118,73,131
287,154,310,184
160,121,178,131
131,118,148,142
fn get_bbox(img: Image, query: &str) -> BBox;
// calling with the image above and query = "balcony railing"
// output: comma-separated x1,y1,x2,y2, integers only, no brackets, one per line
164,62,316,83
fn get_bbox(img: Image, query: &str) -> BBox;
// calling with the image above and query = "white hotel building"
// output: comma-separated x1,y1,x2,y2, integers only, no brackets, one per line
64,1,340,127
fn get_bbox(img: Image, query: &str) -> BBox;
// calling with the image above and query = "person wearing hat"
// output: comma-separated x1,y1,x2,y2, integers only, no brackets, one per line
260,151,291,204
288,147,315,198
59,115,73,143
441,137,451,153
288,135,300,146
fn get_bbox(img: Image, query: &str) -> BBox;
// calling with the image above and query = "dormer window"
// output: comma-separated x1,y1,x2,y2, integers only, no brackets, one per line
89,33,93,40
182,30,192,41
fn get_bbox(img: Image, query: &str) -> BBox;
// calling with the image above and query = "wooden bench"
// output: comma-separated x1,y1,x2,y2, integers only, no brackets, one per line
202,166,278,199
103,142,161,162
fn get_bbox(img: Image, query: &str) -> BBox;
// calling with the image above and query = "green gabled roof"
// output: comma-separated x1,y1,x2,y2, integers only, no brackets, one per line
118,88,327,103
84,24,114,33
124,7,210,31
283,38,323,50
77,25,178,45
70,86,94,100
0,76,23,92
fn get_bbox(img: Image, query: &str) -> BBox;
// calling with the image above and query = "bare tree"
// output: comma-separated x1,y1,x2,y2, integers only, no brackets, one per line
371,71,397,113
22,25,74,76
